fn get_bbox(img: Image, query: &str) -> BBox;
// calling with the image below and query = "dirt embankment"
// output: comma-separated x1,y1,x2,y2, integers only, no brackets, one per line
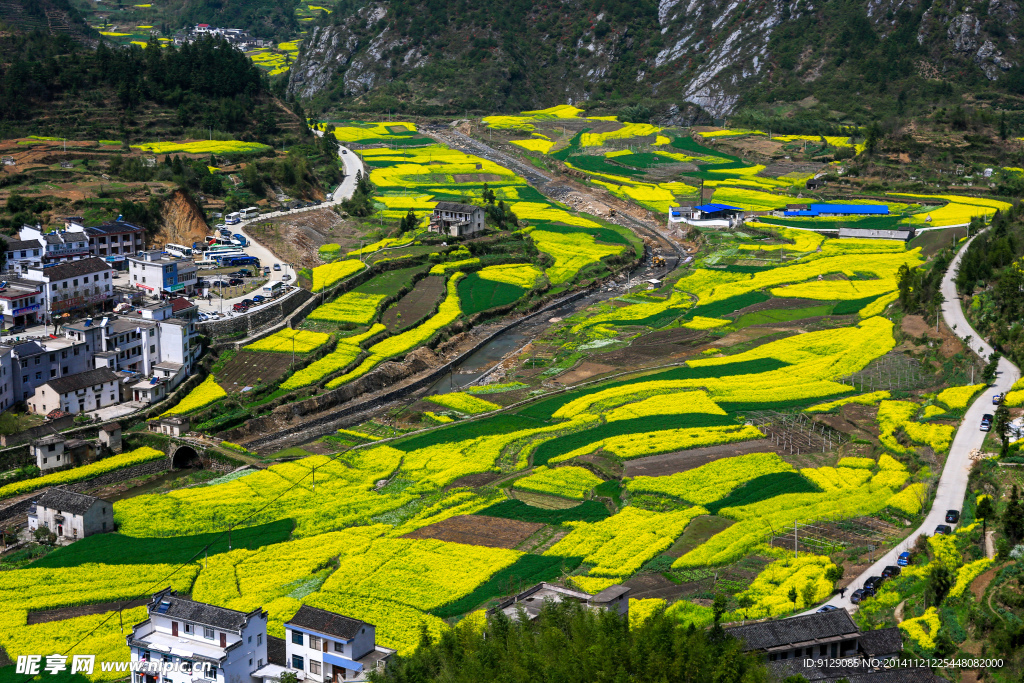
153,189,208,249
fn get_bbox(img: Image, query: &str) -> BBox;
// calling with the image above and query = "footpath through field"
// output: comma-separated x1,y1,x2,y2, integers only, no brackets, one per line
195,145,364,316
808,229,1020,613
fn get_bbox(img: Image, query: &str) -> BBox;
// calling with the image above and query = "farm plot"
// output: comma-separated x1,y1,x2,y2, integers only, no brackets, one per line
381,275,447,332
214,352,296,392
401,515,544,549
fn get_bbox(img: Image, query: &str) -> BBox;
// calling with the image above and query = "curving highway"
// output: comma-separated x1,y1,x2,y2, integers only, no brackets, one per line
809,229,1020,613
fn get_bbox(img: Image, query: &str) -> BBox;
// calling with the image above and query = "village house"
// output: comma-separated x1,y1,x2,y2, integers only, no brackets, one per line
148,415,190,437
31,434,67,471
127,589,268,683
489,582,630,622
98,422,122,453
428,202,486,237
27,366,121,416
27,489,114,539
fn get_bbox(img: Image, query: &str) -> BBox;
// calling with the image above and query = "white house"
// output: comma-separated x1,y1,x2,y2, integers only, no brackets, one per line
490,582,631,622
127,590,268,683
3,238,44,273
128,251,198,297
28,366,122,416
31,434,67,471
27,489,114,539
19,223,92,266
260,605,393,683
0,279,43,328
25,257,116,322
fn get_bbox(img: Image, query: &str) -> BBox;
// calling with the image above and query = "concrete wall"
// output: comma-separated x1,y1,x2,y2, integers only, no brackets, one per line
197,287,312,341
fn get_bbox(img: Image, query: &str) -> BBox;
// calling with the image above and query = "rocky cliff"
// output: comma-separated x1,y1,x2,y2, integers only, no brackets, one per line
288,0,1024,119
152,189,208,250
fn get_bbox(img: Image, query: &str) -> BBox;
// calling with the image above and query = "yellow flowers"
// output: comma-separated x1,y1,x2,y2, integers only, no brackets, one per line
877,400,955,453
511,138,555,154
0,447,164,500
330,122,418,142
430,258,480,274
837,457,876,469
548,425,765,463
133,140,271,154
546,507,705,580
900,607,941,649
681,316,731,329
280,331,373,390
527,230,624,284
348,237,413,256
477,263,545,289
627,452,794,505
936,384,985,410
629,598,667,629
887,483,928,515
426,392,500,414
949,558,993,598
602,390,726,423
513,465,603,499
890,193,1012,227
162,375,226,416
805,391,891,412
800,466,872,492
311,259,365,292
244,329,329,353
581,123,661,147
733,554,837,618
308,291,387,324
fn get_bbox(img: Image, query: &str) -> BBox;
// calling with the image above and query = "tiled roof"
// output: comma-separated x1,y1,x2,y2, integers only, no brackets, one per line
85,222,144,236
44,367,120,395
150,591,251,631
34,257,111,281
286,605,367,640
5,239,41,251
434,201,480,214
858,627,903,656
726,610,858,651
37,489,106,515
169,297,196,313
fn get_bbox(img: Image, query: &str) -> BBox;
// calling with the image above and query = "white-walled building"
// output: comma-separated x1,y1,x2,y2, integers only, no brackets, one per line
27,489,114,539
128,251,198,297
31,434,67,471
0,279,43,328
19,224,92,266
25,257,116,321
3,238,43,273
127,590,268,683
268,606,393,683
28,366,121,416
11,337,94,406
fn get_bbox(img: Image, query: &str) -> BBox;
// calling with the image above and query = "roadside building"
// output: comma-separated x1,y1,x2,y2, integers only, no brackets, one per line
28,366,121,416
0,279,43,328
127,589,268,683
3,238,44,273
725,610,862,661
18,224,91,266
11,337,94,405
27,489,114,539
428,202,486,237
25,257,117,322
490,582,630,622
128,251,198,297
77,220,146,269
693,203,744,221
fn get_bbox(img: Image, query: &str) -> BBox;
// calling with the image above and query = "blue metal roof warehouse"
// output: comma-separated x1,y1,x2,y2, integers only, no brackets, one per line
695,203,743,214
784,203,889,217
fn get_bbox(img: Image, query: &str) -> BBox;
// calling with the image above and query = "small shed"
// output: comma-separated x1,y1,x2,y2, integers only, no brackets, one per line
99,422,122,453
148,415,190,437
31,434,66,471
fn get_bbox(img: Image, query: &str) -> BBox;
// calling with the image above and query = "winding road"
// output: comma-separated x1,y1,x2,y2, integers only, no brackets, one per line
195,145,364,315
810,230,1020,613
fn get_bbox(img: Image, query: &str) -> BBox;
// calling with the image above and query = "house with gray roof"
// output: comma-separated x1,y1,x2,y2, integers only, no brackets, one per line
27,489,113,540
128,589,269,683
726,609,861,660
28,366,121,416
429,201,486,237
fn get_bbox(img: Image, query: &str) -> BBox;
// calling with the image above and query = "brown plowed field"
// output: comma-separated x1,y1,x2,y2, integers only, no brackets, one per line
217,351,296,392
382,275,445,332
402,514,543,549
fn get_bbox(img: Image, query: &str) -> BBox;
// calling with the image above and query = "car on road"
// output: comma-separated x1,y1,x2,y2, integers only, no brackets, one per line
228,278,243,287
982,413,994,431
198,312,211,321
897,551,911,567
864,576,885,591
4,324,25,334
850,589,867,604
282,274,291,281
263,266,271,275
881,566,901,579
946,509,960,524
342,149,348,155
816,605,839,613
994,393,1004,405
252,295,265,304
273,263,281,271
934,524,953,535
232,302,248,312
219,228,232,237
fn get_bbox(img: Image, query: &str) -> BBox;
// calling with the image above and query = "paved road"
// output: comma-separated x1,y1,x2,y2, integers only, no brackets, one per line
195,145,364,316
809,230,1020,613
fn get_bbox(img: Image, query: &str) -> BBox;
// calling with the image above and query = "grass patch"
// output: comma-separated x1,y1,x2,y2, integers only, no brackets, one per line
704,472,819,515
475,499,612,524
832,293,884,315
686,291,771,319
732,303,835,328
665,515,735,557
457,273,527,315
350,264,430,296
391,415,544,452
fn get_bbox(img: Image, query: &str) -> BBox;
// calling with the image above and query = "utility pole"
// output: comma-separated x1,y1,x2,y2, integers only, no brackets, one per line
794,520,798,558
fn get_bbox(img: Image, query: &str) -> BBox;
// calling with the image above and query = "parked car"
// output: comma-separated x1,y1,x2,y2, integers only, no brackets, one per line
210,279,229,288
241,298,255,307
850,589,867,605
816,605,838,613
282,274,292,281
273,263,282,271
232,302,248,312
252,295,266,304
994,393,1004,405
934,524,953,535
861,584,877,597
945,509,960,524
982,413,994,431
197,312,210,321
897,551,911,567
864,576,885,591
230,269,252,278
313,200,322,205
228,278,243,287
881,565,902,579
5,324,25,334
264,266,271,275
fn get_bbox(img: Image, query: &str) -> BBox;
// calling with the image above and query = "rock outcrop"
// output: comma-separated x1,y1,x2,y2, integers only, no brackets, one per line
152,189,208,250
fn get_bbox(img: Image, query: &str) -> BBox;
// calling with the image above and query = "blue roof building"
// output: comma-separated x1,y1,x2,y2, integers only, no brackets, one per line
784,204,889,217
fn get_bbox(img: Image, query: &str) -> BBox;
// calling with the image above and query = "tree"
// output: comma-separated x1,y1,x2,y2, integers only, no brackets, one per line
371,599,768,683
977,495,997,537
1004,485,1024,543
787,585,798,604
279,672,298,683
983,352,1001,385
926,564,954,607
399,209,417,232
996,403,1012,456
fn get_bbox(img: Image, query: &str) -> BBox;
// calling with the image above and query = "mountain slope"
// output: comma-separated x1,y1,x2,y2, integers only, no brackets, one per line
288,0,1024,120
